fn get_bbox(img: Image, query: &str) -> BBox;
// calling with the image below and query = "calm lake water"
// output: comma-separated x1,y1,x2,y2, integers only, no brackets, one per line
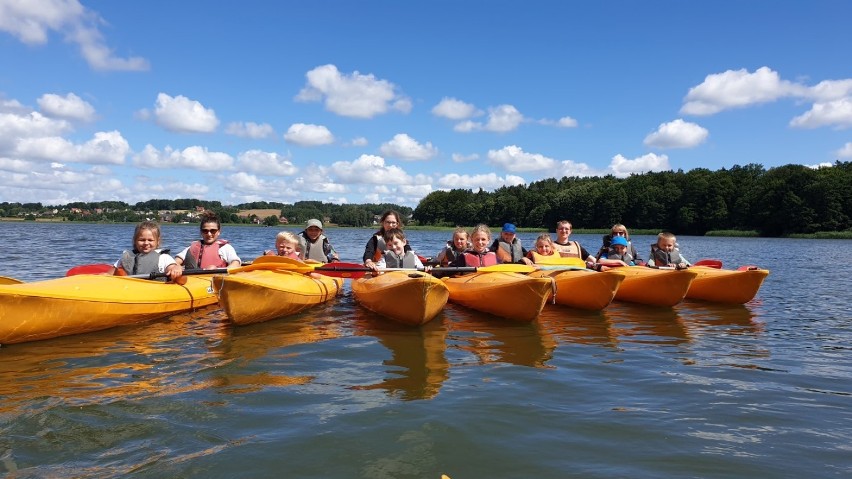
1,222,850,478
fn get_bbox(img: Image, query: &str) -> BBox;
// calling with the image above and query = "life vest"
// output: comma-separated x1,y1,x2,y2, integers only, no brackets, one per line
119,248,170,281
554,240,583,259
184,240,229,269
438,241,465,266
494,238,523,263
650,244,687,266
606,249,635,265
370,234,389,261
595,235,613,260
383,250,418,268
461,250,498,267
298,231,333,263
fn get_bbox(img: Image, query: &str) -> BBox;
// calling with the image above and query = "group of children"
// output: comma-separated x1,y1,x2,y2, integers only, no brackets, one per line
115,208,690,282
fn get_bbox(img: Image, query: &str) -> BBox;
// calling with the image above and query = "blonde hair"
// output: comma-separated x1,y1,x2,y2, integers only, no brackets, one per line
275,231,300,246
535,233,554,248
452,226,469,240
469,224,492,241
657,231,677,242
611,223,630,239
133,221,162,248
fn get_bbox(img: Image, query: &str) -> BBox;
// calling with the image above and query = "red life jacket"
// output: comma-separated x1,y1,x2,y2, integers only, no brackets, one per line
186,240,229,269
461,250,498,267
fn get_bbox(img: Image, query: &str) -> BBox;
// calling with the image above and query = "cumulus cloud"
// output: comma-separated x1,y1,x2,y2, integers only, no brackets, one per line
487,145,556,172
432,97,480,120
379,133,438,161
0,111,72,151
0,0,149,71
608,153,670,177
146,93,219,133
133,144,234,171
454,104,525,133
237,149,298,176
13,130,129,165
437,172,526,190
37,93,96,122
295,64,411,118
225,121,275,139
330,154,413,184
452,153,479,163
557,116,579,128
347,136,368,147
836,142,852,159
556,159,600,178
644,119,709,149
283,123,335,146
681,67,806,115
790,98,852,129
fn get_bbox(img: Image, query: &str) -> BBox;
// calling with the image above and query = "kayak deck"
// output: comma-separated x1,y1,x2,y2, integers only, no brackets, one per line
352,271,449,326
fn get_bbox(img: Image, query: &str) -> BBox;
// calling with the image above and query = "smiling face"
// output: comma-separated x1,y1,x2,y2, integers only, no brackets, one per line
305,226,322,240
200,221,221,245
382,214,399,230
613,244,627,255
452,232,469,251
556,223,572,241
276,239,298,256
386,235,407,255
535,239,554,255
500,231,515,243
471,231,490,252
134,228,159,254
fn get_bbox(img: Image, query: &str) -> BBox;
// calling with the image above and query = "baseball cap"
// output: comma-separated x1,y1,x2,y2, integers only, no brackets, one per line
306,219,323,229
502,223,517,233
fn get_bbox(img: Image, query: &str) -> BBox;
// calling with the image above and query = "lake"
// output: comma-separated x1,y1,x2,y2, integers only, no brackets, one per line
0,222,849,478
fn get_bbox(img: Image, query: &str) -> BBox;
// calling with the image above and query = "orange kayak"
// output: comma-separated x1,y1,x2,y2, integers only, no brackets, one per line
443,272,554,322
529,268,625,310
352,271,449,326
614,267,698,307
686,266,769,303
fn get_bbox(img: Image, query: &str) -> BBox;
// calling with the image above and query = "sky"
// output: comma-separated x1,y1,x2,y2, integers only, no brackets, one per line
1,1,851,208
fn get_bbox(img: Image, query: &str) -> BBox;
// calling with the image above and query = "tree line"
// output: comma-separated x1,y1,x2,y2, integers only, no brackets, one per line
412,162,852,236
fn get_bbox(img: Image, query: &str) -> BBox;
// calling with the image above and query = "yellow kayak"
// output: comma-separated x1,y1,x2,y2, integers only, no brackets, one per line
686,266,769,303
613,266,698,307
442,272,554,322
212,269,342,326
0,275,216,345
529,268,625,310
352,271,449,326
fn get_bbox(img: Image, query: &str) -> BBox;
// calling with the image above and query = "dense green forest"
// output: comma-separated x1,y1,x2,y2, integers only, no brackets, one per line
414,162,852,236
2,162,850,236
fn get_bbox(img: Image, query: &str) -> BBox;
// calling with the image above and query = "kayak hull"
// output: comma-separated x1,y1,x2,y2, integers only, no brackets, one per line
0,275,216,345
686,266,769,303
442,272,554,322
614,267,698,307
213,270,342,326
530,269,625,310
352,271,449,326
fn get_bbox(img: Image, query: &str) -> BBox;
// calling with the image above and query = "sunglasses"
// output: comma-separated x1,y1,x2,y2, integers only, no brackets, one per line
201,228,219,234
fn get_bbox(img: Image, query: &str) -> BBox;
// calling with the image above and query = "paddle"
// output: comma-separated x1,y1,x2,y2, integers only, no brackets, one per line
693,259,723,269
67,263,114,276
0,275,24,285
311,262,536,279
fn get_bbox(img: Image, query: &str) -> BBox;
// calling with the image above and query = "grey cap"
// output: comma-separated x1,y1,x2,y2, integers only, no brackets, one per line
306,219,323,229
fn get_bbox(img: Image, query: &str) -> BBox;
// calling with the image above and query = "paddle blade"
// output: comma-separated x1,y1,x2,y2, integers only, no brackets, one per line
693,259,723,269
313,262,372,279
478,264,536,274
67,263,113,276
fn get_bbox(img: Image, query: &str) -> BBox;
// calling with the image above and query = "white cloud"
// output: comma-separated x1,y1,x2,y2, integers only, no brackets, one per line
836,142,852,159
37,93,96,122
789,98,852,129
347,137,368,147
0,111,72,149
681,67,805,115
0,0,149,71
133,144,234,171
14,130,129,165
432,97,480,120
295,64,411,118
608,153,670,177
644,119,709,149
487,145,556,172
225,121,275,139
379,133,438,161
330,154,413,184
437,172,526,190
806,79,852,102
556,159,600,178
453,120,478,133
455,104,525,133
557,116,578,128
0,157,35,173
237,149,298,176
284,123,335,146
149,93,219,133
452,153,479,162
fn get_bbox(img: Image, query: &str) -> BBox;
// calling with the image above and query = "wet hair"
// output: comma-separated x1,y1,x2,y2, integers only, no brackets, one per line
382,227,406,243
133,221,162,248
199,210,221,230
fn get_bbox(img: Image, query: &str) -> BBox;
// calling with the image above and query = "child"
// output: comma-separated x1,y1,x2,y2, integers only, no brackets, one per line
596,223,644,265
297,219,339,263
490,223,534,265
434,227,470,267
450,224,498,267
650,232,690,269
175,210,241,269
527,233,561,263
374,228,426,270
601,236,636,266
108,221,183,282
265,231,302,259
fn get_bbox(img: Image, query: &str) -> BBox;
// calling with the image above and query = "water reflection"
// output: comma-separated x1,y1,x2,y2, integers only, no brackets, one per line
678,302,763,337
603,303,691,346
444,304,556,368
538,306,618,348
350,309,450,400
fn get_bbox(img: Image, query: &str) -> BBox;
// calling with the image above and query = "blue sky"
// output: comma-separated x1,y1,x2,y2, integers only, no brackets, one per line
1,0,851,207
